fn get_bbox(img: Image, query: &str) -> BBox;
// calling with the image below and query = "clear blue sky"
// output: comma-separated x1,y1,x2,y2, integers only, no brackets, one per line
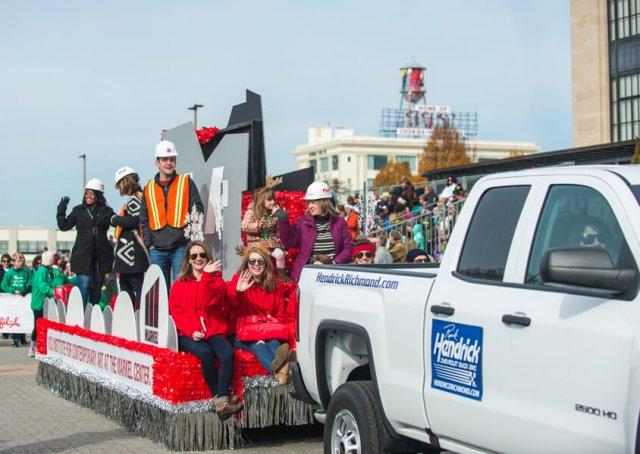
1,0,571,227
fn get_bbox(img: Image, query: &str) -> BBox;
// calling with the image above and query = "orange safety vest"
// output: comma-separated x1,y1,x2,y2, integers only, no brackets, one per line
144,175,190,231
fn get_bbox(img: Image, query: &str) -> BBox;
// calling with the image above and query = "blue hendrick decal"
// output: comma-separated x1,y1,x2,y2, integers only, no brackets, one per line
431,319,483,401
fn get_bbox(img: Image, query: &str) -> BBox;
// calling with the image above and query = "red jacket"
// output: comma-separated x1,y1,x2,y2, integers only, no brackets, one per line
169,271,228,339
226,274,287,325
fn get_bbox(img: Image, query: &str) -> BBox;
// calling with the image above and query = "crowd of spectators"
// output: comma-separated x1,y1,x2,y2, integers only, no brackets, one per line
332,176,467,265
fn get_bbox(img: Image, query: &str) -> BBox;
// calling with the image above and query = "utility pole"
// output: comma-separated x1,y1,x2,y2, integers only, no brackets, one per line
188,104,204,130
78,154,86,190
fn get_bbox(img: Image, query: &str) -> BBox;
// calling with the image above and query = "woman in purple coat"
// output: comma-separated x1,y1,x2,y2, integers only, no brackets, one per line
274,182,353,280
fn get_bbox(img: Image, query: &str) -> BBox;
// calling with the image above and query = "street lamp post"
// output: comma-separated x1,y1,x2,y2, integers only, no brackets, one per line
78,154,86,190
188,104,204,130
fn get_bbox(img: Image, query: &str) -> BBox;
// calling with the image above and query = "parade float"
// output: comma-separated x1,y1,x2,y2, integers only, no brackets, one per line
32,91,318,450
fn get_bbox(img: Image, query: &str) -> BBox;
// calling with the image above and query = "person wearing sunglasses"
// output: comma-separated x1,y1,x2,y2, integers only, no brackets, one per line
352,239,376,265
577,218,609,250
168,241,243,420
227,246,293,384
0,253,12,293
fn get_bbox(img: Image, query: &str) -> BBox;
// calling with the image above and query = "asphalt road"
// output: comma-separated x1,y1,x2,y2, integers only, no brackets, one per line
0,339,323,453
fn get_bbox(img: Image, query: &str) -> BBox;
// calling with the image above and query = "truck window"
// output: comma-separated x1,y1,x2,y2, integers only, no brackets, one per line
457,185,530,281
526,185,638,284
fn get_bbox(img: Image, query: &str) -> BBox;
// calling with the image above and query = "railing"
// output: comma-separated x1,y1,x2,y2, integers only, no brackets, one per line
367,198,466,262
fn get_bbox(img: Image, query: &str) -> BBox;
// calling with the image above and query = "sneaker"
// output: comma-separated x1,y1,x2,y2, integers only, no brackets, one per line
27,345,35,357
269,343,289,373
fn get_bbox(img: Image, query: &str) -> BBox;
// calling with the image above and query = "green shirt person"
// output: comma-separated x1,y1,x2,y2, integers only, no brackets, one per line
1,253,31,296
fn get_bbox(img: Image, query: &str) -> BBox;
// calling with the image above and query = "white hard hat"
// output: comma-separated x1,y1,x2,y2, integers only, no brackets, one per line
303,181,333,201
155,140,179,158
85,178,105,193
114,166,137,184
41,250,55,267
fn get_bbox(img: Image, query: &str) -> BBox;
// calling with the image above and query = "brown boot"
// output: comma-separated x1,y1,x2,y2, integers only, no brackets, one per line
275,362,291,385
269,342,289,373
213,395,243,421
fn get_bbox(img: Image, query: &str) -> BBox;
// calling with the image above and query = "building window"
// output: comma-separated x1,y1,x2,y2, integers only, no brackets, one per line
396,155,417,172
56,241,74,252
332,155,339,171
611,74,640,141
609,0,640,141
309,159,317,174
609,0,640,41
347,156,351,162
17,241,42,254
0,241,7,254
367,155,388,170
320,157,329,172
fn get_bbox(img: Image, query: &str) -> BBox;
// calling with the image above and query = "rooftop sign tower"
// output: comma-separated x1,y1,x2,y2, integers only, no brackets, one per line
379,59,478,139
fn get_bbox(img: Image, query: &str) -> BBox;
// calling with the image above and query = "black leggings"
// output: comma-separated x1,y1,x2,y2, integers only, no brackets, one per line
31,309,44,341
119,273,144,311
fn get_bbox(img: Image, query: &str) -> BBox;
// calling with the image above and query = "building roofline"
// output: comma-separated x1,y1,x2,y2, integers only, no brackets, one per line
292,134,539,155
421,140,637,179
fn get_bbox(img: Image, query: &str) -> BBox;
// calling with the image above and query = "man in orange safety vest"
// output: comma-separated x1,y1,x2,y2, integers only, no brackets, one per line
140,140,204,290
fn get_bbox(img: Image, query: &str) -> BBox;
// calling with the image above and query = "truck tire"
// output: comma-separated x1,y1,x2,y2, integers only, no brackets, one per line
324,381,382,454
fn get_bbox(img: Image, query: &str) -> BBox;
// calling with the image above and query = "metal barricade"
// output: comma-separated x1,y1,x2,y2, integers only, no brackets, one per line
367,198,466,263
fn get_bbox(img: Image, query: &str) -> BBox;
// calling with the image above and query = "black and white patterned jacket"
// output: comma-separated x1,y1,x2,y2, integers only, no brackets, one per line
111,193,149,274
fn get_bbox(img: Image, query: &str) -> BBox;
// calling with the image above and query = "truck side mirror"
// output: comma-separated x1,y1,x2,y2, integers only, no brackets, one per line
540,248,637,294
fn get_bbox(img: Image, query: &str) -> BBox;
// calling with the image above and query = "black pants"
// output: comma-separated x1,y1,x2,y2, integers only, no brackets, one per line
31,309,44,341
119,273,144,311
178,335,234,397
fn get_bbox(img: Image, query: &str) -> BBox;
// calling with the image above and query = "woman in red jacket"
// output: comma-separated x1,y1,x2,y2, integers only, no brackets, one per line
227,246,292,384
169,241,242,419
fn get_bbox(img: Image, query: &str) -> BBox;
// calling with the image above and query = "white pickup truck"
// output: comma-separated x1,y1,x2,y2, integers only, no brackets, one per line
290,166,640,453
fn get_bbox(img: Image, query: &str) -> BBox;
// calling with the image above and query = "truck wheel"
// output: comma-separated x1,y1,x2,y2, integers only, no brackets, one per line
324,381,381,454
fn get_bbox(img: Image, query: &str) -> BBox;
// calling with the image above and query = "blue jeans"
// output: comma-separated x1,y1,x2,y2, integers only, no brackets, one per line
234,338,282,371
178,335,234,397
76,258,103,307
149,245,186,292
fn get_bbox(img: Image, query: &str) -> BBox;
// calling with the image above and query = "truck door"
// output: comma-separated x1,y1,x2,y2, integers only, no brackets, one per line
494,178,640,453
424,183,532,452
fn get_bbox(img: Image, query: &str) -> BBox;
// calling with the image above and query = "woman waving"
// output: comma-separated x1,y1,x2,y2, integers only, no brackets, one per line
169,241,242,419
227,247,292,384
